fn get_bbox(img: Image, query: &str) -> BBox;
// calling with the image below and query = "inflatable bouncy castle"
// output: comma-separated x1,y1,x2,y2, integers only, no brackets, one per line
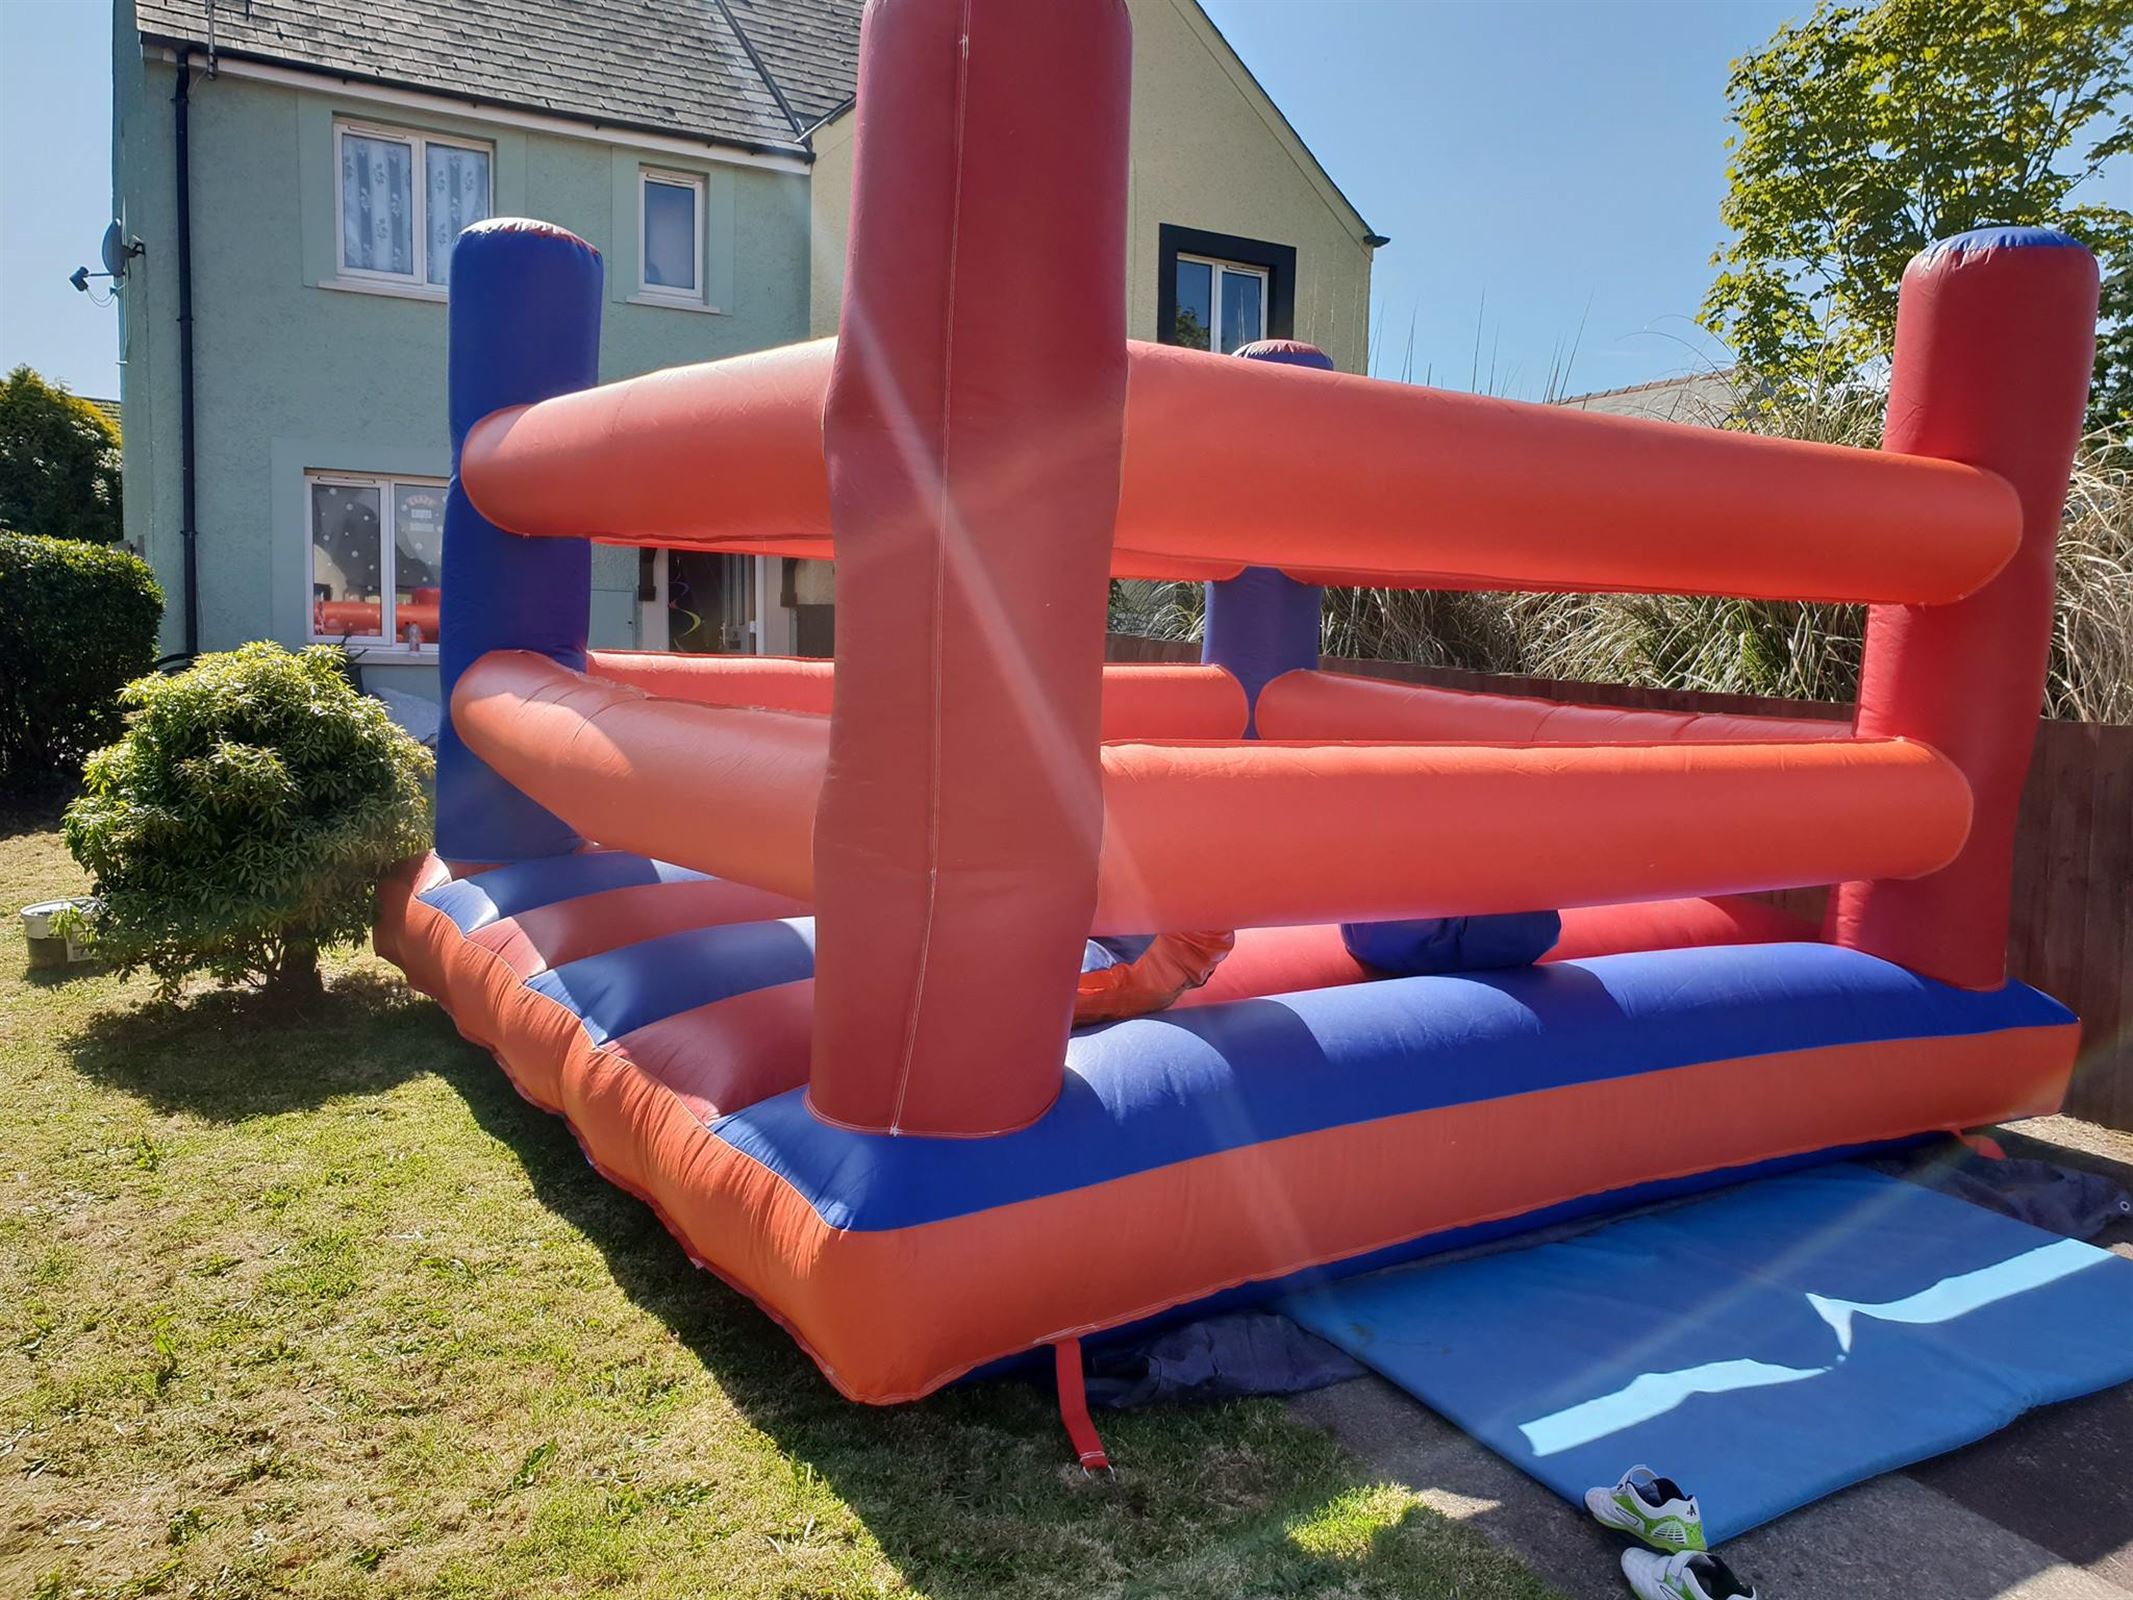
376,0,2100,1447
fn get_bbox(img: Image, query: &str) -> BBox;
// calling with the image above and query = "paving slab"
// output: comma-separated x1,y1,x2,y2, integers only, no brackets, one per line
1294,1375,2128,1599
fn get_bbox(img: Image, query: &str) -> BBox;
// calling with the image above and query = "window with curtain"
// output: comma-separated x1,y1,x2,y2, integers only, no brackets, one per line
336,123,491,287
424,143,490,285
641,170,704,299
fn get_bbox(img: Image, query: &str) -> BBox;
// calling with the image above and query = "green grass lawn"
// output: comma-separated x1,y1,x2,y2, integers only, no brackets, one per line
0,811,1558,1600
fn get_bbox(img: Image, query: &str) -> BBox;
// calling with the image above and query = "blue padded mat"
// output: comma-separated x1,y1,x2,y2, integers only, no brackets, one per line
1283,1163,2133,1543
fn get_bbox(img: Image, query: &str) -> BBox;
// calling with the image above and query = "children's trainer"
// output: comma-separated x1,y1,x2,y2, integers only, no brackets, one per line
1620,1547,1758,1600
1583,1465,1706,1551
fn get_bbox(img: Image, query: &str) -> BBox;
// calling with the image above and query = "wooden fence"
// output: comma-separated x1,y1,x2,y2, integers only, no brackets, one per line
1106,634,2133,1130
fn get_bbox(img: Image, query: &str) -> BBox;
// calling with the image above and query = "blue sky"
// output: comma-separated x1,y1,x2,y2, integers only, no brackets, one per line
0,0,1806,401
1204,0,1804,395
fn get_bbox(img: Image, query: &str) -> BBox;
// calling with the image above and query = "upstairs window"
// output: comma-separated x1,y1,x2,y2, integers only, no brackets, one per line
337,122,491,288
1156,225,1297,355
640,169,705,301
309,472,446,648
1172,255,1268,354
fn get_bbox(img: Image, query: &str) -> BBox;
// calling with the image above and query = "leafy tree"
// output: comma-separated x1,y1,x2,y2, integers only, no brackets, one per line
1702,0,2133,426
63,643,432,1003
0,365,124,542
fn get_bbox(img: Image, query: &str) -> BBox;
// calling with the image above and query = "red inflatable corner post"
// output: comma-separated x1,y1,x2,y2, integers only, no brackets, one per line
1831,229,2099,988
808,0,1133,1135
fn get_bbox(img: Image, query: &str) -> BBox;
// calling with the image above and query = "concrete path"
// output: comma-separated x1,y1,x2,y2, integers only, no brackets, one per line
1289,1116,2133,1599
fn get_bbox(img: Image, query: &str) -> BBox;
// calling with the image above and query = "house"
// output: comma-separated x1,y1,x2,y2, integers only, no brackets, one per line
1555,370,1739,425
112,0,1378,698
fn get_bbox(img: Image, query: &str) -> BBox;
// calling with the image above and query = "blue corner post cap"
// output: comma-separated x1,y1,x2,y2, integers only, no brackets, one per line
1232,338,1337,372
447,219,605,445
435,218,605,863
1918,225,2087,266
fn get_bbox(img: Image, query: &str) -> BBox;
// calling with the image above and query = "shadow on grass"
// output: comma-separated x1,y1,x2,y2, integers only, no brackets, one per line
49,953,1548,1595
62,971,459,1121
1,793,73,840
414,1034,1518,1600
22,958,112,988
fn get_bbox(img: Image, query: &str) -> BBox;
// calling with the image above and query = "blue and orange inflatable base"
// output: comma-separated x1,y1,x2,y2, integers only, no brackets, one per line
378,850,2078,1404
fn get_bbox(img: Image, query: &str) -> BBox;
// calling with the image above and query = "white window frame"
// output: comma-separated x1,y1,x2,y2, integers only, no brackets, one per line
638,168,707,304
1177,253,1270,354
333,120,493,289
306,470,447,654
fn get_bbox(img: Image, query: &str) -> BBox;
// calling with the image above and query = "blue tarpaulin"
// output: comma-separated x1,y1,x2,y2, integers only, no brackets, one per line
1283,1163,2133,1543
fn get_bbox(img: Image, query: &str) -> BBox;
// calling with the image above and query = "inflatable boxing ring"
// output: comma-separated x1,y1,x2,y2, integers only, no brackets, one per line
376,0,2099,1446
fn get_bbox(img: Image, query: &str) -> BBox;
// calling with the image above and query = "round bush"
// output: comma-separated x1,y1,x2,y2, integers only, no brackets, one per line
0,531,162,792
63,642,433,1000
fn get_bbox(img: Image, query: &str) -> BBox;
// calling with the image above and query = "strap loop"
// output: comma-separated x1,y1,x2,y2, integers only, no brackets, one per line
1052,1338,1112,1474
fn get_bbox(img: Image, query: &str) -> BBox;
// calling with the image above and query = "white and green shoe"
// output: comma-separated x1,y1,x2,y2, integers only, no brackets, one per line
1583,1465,1707,1552
1620,1548,1758,1600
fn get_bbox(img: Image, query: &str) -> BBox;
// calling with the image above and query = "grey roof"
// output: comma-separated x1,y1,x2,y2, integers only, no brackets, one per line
132,0,865,154
725,0,860,129
132,1,1371,238
1556,371,1741,426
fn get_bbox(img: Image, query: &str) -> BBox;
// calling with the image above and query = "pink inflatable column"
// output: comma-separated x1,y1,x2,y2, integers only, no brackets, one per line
1831,229,2097,988
807,0,1132,1135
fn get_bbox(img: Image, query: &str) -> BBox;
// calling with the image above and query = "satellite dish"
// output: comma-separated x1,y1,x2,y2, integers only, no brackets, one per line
74,221,143,296
100,222,130,278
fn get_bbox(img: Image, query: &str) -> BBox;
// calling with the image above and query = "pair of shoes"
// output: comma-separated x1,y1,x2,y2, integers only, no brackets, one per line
1618,1548,1759,1600
1585,1467,1760,1599
1583,1465,1707,1552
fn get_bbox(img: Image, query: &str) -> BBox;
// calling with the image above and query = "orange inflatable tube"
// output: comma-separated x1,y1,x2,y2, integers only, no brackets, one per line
1091,736,1969,931
588,651,1248,741
1255,669,1848,745
451,652,824,895
462,339,2020,604
455,653,1971,934
589,650,837,714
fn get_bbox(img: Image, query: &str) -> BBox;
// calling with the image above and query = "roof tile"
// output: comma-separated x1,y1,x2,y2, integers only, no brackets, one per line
133,0,862,151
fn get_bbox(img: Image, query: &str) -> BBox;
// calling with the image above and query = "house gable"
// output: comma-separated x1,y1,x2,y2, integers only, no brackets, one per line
1160,0,1375,246
808,0,1378,371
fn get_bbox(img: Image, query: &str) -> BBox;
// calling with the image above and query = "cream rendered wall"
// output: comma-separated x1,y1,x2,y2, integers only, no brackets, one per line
808,0,1376,372
808,109,857,343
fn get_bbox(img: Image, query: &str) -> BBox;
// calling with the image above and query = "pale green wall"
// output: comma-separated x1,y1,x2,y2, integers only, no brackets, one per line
116,35,812,694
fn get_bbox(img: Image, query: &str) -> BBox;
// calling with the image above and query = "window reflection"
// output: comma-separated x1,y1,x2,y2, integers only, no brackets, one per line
644,177,699,292
393,483,446,644
1221,269,1265,354
1174,258,1213,350
311,483,385,640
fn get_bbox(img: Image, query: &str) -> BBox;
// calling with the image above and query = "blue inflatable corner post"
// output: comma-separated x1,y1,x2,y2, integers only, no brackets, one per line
1201,341,1334,735
436,218,604,863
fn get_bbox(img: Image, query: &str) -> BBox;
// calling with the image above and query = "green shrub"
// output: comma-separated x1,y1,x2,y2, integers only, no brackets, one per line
63,642,433,1001
0,531,163,792
0,365,123,543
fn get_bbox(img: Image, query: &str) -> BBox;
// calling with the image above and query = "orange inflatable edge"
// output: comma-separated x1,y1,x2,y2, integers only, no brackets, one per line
376,857,2078,1405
